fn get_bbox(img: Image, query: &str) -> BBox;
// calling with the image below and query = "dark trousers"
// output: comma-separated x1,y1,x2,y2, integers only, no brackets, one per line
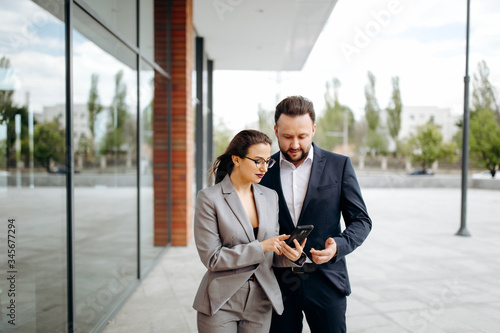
270,268,347,333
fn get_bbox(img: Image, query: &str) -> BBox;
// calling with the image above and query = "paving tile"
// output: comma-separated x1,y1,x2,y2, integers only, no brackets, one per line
372,300,429,312
350,324,411,333
346,298,379,316
348,313,397,331
101,189,500,333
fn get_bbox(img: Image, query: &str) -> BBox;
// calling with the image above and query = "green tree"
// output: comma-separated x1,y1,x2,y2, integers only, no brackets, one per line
142,103,153,147
0,56,14,123
34,120,65,172
257,104,274,140
214,117,233,158
77,133,93,157
459,60,500,177
1,56,32,167
100,70,129,154
112,70,128,129
316,78,354,152
401,121,457,173
469,109,500,177
364,71,387,154
472,60,499,124
365,72,380,130
87,73,103,156
386,76,402,152
4,105,30,166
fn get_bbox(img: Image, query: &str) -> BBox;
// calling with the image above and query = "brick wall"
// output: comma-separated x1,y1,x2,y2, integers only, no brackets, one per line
154,0,194,246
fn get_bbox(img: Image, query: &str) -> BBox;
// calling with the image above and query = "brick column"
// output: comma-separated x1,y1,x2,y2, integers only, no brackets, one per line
154,0,194,246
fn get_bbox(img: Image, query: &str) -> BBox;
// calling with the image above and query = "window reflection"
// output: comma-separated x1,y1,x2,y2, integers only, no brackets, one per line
139,61,164,275
79,0,137,46
0,0,66,332
140,0,154,61
0,1,169,331
73,6,137,332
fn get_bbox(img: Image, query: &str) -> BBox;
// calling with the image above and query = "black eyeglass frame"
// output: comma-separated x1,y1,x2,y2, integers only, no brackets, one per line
244,156,276,168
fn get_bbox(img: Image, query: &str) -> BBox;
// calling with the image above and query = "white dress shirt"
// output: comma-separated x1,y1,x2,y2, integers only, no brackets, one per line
279,145,314,226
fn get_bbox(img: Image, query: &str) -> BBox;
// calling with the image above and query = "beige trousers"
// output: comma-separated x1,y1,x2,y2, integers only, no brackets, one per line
197,280,273,333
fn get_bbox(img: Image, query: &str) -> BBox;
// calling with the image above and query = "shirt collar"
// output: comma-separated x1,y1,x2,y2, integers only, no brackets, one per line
279,144,314,168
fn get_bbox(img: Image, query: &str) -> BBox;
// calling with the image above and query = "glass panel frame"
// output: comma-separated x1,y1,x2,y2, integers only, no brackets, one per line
0,0,172,331
0,0,67,332
72,4,138,332
77,0,137,46
139,60,167,276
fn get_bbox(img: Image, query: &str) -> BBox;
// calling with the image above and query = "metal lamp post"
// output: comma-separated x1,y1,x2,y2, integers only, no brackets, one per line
457,0,472,237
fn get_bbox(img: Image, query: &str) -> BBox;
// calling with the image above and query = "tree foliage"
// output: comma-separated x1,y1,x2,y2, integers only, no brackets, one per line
364,72,380,131
472,60,499,124
469,109,500,177
386,76,402,146
401,121,457,172
1,56,33,166
257,105,275,141
316,78,354,152
2,105,30,166
34,120,65,172
214,117,233,158
100,70,131,154
363,72,387,154
0,56,14,124
86,73,103,156
467,60,500,177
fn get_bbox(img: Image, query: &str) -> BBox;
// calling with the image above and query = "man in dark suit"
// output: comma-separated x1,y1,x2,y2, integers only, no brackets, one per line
260,96,372,333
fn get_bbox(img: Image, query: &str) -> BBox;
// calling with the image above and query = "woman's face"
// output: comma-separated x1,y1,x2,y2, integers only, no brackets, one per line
238,143,272,184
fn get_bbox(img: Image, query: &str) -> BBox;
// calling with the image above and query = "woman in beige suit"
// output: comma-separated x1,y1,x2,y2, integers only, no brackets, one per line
193,130,306,333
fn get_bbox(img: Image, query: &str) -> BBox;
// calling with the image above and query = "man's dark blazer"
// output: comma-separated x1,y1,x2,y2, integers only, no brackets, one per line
260,143,372,296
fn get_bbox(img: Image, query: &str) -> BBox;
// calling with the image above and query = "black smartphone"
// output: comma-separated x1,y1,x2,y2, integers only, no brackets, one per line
285,225,314,247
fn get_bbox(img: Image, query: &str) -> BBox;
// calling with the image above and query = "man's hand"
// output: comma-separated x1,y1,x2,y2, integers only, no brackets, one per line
310,237,337,264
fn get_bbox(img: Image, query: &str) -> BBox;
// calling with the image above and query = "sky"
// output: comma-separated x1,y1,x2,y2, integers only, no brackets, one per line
212,0,500,132
1,0,499,136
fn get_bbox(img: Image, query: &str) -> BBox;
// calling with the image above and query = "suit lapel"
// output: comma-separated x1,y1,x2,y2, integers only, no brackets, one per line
298,144,325,226
252,183,265,241
221,175,254,242
268,152,295,231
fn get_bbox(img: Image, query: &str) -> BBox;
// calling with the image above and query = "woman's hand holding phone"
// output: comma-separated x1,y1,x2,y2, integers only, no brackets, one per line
280,238,306,262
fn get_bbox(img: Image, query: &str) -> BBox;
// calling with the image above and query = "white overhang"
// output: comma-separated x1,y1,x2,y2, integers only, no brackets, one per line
193,0,338,71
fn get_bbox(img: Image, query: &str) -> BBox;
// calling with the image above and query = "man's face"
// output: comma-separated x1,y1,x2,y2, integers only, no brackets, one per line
274,113,316,167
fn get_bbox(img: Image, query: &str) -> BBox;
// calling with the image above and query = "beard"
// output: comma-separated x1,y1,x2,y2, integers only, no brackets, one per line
280,144,312,164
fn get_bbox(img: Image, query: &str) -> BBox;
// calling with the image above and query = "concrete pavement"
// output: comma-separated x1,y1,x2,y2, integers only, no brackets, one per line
103,188,500,333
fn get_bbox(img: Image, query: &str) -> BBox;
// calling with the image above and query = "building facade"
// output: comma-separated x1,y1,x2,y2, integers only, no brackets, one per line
0,1,199,331
399,106,460,142
0,0,335,332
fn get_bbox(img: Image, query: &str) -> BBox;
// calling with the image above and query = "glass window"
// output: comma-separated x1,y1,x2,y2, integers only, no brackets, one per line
0,0,67,332
73,5,137,332
140,0,154,61
79,0,137,46
139,61,166,275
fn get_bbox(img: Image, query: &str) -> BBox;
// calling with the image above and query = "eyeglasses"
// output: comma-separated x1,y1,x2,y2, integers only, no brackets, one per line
244,156,276,169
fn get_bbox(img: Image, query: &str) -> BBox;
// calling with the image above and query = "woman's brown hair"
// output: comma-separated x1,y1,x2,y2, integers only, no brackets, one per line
210,130,272,184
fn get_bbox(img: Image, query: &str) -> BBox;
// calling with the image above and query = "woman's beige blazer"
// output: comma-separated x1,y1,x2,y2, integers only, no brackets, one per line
193,175,298,316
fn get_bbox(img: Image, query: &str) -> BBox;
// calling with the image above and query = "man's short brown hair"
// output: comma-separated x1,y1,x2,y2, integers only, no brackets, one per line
275,95,316,124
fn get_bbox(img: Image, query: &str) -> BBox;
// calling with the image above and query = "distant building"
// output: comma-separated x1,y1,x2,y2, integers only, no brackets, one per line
399,106,460,142
42,104,92,146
